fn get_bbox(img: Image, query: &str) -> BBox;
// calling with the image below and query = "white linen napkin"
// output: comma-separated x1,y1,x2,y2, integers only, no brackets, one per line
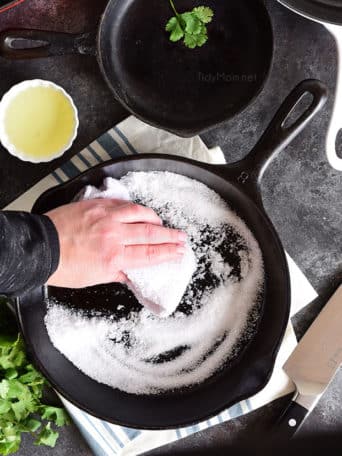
5,116,317,456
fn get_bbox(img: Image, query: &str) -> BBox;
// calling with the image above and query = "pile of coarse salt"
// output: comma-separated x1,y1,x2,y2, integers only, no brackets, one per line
45,171,264,395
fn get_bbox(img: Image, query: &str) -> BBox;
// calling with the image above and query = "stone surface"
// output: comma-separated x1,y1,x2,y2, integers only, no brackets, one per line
0,0,341,455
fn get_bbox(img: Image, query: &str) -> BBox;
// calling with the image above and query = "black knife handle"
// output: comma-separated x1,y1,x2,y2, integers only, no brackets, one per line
275,399,309,438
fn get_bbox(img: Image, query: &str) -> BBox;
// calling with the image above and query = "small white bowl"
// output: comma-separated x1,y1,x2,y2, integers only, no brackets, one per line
0,79,79,163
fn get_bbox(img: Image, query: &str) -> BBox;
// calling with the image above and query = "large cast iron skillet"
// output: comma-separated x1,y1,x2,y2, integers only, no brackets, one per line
17,80,327,429
0,0,273,137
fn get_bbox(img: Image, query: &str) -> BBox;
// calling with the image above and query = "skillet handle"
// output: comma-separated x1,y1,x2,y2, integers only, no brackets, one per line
324,24,342,171
247,79,328,183
212,80,328,199
0,29,97,59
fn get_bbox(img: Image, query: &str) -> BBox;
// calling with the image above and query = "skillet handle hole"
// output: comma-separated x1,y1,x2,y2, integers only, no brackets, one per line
6,37,49,50
336,129,342,159
282,92,314,130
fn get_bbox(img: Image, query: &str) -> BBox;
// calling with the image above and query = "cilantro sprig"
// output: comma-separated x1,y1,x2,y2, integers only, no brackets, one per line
0,298,70,455
165,1,214,49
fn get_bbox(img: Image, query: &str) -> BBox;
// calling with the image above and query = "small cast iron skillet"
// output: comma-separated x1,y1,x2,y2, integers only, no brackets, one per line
0,0,273,137
17,80,327,429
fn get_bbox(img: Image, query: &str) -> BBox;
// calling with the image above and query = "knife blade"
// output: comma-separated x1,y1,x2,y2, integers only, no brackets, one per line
276,285,342,437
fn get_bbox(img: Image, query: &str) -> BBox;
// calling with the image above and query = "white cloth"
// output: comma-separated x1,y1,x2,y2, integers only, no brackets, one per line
79,177,197,317
80,177,131,202
5,116,318,456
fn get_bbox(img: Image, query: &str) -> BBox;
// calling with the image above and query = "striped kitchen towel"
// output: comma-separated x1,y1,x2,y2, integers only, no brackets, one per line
6,116,318,456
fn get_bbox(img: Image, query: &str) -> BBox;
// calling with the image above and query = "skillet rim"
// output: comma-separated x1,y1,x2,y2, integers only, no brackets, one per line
278,0,342,25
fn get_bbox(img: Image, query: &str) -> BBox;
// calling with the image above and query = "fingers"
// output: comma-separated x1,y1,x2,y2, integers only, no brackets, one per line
121,223,187,245
112,203,163,225
122,243,186,269
113,271,128,283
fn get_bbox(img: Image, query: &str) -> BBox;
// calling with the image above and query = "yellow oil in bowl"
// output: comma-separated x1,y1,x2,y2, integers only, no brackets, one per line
0,80,78,163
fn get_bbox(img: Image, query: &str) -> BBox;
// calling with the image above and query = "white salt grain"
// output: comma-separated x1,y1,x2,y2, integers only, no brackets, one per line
45,171,264,395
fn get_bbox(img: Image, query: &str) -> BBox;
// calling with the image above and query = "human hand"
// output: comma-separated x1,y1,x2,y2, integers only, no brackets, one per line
46,198,186,288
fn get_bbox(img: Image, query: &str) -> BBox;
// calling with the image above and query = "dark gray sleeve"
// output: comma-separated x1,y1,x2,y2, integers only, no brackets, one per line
0,211,60,297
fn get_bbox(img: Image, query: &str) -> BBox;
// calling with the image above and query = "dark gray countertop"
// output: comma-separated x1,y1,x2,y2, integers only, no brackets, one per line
0,0,341,455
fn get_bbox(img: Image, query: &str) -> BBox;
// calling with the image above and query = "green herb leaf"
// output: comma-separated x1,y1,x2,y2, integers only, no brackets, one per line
6,379,30,399
40,406,70,427
165,16,184,42
0,440,20,456
34,423,59,448
18,418,41,433
0,399,11,415
11,401,29,422
1,423,17,438
192,6,214,24
0,380,9,400
19,369,44,385
0,299,69,455
165,1,214,49
184,25,208,48
0,336,26,370
4,369,17,381
181,12,202,35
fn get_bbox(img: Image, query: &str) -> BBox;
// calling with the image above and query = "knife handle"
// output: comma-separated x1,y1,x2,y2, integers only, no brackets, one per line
275,397,308,438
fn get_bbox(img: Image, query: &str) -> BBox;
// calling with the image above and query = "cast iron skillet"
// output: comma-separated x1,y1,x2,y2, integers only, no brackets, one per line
17,80,327,429
0,0,273,137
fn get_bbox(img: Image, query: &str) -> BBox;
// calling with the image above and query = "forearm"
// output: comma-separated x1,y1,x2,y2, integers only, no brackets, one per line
0,212,60,297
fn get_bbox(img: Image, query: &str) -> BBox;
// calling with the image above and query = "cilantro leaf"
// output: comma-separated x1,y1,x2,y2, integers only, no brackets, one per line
6,379,30,399
18,418,41,433
19,369,44,385
40,406,70,427
0,336,26,370
34,423,59,448
165,16,184,42
11,401,29,422
0,399,11,415
0,380,9,400
193,6,214,24
184,23,208,49
165,1,214,49
4,369,17,381
0,423,21,455
0,441,20,456
0,299,69,455
183,33,198,49
181,12,202,35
